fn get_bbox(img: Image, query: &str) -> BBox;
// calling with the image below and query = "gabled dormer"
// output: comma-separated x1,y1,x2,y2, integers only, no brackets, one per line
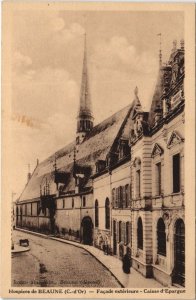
95,160,106,173
118,138,130,160
130,87,149,143
167,130,184,149
151,143,164,158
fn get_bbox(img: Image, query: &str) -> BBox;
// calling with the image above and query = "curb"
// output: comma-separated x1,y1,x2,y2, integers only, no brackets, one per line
15,228,124,288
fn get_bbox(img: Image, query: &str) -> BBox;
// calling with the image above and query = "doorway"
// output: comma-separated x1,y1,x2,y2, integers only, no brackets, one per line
81,217,93,245
113,220,117,255
173,219,185,286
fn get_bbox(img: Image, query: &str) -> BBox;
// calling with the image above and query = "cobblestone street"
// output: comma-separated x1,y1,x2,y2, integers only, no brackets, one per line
12,230,120,288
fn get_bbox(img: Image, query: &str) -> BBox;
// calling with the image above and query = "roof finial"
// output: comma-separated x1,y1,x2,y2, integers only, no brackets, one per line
173,39,177,52
134,86,138,97
73,147,76,165
53,153,57,172
180,39,184,50
157,33,162,67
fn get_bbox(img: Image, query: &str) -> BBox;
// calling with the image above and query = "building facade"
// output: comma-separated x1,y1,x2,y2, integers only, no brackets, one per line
129,40,185,286
15,39,185,287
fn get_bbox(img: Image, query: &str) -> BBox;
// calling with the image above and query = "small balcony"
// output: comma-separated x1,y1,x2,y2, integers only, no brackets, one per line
152,192,184,209
131,197,152,210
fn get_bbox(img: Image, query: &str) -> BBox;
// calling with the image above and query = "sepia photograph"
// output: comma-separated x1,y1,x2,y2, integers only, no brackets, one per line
1,2,195,299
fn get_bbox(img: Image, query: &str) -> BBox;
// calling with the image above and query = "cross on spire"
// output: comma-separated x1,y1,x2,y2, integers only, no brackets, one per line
157,33,162,67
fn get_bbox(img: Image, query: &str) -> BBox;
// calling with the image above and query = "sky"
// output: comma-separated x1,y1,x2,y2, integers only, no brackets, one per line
9,8,184,198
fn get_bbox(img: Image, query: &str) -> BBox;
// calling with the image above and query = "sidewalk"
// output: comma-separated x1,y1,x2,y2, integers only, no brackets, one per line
16,228,163,288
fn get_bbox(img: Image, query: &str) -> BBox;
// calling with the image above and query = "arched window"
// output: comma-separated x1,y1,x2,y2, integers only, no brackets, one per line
134,157,141,198
157,218,166,256
137,217,143,250
105,198,110,229
95,200,99,227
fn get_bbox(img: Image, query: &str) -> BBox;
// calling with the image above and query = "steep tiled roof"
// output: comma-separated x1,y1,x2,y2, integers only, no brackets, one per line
148,68,164,127
18,103,134,202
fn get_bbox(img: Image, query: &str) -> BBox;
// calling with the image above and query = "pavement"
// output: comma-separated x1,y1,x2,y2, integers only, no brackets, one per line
15,228,163,288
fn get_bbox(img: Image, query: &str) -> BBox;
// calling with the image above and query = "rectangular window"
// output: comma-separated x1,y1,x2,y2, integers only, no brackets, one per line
173,153,180,193
115,188,118,208
156,162,162,195
119,221,122,242
136,170,141,198
37,202,40,215
83,197,86,207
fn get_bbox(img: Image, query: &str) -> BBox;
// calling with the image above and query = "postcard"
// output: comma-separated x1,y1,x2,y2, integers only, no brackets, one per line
1,2,195,299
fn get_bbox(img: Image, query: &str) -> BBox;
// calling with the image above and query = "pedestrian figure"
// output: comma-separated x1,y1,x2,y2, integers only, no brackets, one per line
122,252,131,274
104,239,109,255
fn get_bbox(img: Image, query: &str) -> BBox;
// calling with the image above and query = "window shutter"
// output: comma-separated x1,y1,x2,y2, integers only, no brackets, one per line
130,184,132,205
113,189,116,208
122,186,126,208
117,221,119,242
122,222,124,243
118,187,120,208
119,187,123,208
129,222,132,245
115,188,118,208
123,222,126,244
127,184,130,207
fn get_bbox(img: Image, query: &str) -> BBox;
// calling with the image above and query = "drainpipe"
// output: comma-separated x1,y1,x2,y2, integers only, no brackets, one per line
109,170,112,253
80,195,82,243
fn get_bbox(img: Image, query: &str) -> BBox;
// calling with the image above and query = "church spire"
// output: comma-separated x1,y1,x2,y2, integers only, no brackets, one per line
76,33,94,144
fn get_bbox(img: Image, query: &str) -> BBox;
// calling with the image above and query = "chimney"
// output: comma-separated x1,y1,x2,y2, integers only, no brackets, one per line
27,164,31,182
154,105,163,125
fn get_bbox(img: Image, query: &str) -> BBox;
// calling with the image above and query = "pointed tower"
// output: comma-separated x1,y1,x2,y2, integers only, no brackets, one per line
148,34,164,127
76,34,94,144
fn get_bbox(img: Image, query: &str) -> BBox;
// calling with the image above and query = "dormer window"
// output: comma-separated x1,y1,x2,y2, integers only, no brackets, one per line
76,136,80,145
118,139,129,160
96,160,106,173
